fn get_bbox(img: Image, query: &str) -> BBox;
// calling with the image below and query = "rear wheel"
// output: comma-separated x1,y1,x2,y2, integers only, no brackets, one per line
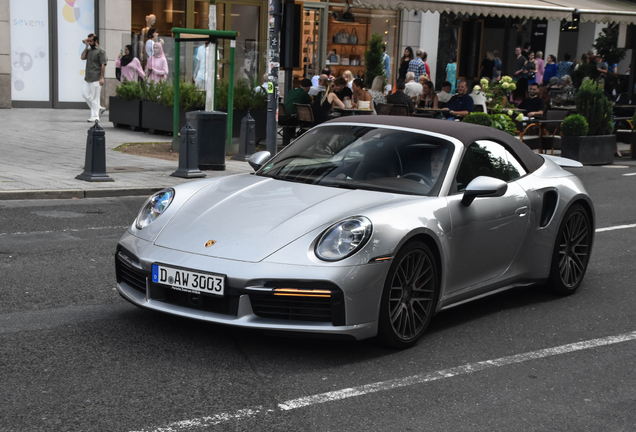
546,203,592,295
377,240,439,349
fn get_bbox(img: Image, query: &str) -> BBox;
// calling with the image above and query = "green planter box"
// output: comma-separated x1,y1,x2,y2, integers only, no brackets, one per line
562,135,615,165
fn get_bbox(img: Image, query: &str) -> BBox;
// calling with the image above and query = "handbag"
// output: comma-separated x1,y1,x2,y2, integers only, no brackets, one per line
340,47,350,66
348,28,358,45
329,49,339,65
349,47,360,66
335,29,349,44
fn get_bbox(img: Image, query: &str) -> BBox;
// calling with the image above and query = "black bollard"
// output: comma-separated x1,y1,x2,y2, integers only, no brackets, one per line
171,121,206,178
76,121,114,182
232,112,256,161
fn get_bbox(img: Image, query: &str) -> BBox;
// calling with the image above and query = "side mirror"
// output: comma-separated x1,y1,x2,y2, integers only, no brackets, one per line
248,151,272,171
461,176,508,206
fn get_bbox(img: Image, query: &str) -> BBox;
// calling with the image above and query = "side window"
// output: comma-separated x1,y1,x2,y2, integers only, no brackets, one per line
455,141,525,192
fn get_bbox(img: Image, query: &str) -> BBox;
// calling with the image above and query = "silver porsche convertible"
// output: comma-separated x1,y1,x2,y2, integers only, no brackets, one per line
115,116,594,348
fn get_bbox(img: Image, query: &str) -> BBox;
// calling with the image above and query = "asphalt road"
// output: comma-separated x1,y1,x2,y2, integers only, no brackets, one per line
1,163,635,432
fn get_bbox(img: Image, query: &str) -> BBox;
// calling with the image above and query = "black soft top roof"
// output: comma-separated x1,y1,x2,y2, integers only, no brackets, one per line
324,115,544,173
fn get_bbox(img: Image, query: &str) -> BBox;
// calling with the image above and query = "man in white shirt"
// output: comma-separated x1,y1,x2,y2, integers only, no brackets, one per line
404,71,423,98
437,81,453,103
145,29,157,70
309,74,328,96
255,73,269,93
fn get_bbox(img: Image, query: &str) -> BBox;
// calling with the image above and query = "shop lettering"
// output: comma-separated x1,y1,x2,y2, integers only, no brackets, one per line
13,19,46,27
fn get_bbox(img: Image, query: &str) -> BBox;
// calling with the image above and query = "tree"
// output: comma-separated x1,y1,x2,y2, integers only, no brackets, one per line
593,25,627,66
364,33,385,89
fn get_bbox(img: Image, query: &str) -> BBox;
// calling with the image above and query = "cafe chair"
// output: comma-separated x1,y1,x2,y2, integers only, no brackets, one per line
389,104,411,116
293,103,315,134
278,102,298,141
517,121,543,152
375,103,393,116
540,109,569,155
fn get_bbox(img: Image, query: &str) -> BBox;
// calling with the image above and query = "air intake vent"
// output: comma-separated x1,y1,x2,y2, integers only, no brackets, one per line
116,251,147,294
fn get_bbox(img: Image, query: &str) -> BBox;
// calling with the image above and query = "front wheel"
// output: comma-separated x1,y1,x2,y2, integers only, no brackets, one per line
377,240,439,349
546,203,592,295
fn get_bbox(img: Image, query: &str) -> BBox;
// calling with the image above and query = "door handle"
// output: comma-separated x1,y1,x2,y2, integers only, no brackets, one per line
515,206,528,217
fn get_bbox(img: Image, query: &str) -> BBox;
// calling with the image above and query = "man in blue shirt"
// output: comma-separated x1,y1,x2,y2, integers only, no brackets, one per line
407,49,426,80
441,80,473,120
382,45,390,80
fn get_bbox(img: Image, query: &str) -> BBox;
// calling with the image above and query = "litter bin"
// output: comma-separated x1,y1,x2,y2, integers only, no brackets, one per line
186,110,227,171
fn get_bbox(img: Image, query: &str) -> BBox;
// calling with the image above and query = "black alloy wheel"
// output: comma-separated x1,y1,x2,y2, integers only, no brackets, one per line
547,203,592,295
377,240,439,349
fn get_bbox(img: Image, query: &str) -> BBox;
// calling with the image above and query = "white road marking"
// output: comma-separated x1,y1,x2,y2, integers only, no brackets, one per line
135,330,636,431
623,172,636,176
0,225,128,236
596,223,636,232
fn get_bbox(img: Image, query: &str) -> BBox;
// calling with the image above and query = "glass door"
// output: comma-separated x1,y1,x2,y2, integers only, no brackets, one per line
301,2,327,85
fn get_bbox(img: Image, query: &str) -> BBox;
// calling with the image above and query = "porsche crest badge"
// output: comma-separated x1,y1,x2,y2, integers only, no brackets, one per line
205,240,216,247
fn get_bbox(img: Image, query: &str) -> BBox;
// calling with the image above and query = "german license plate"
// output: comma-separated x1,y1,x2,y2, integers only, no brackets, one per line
151,264,225,296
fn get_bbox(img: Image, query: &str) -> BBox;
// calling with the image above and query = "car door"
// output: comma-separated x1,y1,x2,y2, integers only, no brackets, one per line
444,140,530,295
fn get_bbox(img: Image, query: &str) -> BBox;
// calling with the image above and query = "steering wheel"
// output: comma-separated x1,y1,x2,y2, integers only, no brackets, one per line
402,172,434,188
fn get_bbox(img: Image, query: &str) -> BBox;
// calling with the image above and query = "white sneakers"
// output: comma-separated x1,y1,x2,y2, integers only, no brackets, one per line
88,107,105,123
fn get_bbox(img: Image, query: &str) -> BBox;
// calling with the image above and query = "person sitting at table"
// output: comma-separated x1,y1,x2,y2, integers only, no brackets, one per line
518,82,544,118
437,81,453,104
368,76,387,106
404,72,423,99
417,81,438,109
441,80,473,120
333,77,353,103
283,78,312,116
309,74,328,97
312,80,345,125
351,78,373,109
561,75,574,94
387,79,415,114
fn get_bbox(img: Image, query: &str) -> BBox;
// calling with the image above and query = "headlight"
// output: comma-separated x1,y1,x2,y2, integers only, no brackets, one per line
315,216,372,261
135,189,175,229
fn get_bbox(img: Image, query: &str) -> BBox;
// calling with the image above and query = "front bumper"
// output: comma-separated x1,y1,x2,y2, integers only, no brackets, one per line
115,231,389,341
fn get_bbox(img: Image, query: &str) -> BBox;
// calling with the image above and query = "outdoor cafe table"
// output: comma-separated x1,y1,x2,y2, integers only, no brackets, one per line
413,107,444,118
334,107,373,116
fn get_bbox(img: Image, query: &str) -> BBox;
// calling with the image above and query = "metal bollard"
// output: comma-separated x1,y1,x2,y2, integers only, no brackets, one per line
76,121,114,182
232,112,256,161
171,121,206,178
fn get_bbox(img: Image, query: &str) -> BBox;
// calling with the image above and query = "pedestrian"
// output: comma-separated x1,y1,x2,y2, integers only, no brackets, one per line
493,50,502,79
312,80,345,125
446,54,457,94
80,33,107,122
421,51,431,77
574,53,588,70
557,53,573,78
145,28,157,72
368,75,386,106
521,42,531,60
404,71,423,98
387,79,415,114
254,73,268,93
523,51,537,84
535,51,545,85
543,54,558,84
147,42,168,83
417,81,438,109
116,45,145,83
398,46,414,81
408,49,426,81
382,45,391,80
479,51,496,80
283,78,312,116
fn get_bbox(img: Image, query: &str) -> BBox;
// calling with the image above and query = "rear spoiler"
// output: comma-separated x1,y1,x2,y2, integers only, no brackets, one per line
541,154,583,168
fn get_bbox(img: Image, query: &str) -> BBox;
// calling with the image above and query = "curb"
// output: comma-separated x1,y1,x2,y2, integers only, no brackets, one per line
0,187,164,201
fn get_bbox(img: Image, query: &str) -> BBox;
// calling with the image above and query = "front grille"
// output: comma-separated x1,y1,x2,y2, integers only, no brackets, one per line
148,284,238,317
249,284,345,325
116,250,147,294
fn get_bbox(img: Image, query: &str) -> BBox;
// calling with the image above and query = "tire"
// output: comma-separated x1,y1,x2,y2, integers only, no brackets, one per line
377,240,440,349
546,203,592,295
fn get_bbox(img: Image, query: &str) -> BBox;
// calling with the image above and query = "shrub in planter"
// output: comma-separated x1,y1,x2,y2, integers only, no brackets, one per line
561,114,589,137
141,80,205,133
216,79,268,139
111,80,144,130
575,80,612,136
463,112,492,127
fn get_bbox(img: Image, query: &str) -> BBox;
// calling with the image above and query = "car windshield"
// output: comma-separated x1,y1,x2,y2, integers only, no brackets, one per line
256,125,455,196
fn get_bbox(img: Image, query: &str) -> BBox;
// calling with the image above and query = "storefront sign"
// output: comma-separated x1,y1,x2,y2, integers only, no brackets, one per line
10,0,50,102
57,0,96,102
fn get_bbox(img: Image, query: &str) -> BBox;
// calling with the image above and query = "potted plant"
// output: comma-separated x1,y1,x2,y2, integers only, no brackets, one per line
110,80,144,131
561,80,615,165
463,105,518,136
216,79,268,141
364,33,385,88
462,112,492,127
141,80,206,134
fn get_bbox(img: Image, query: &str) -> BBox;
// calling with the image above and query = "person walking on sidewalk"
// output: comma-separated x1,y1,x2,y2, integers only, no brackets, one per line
81,33,108,122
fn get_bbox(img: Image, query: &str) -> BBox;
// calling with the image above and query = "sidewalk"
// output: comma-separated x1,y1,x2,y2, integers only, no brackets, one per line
0,108,253,200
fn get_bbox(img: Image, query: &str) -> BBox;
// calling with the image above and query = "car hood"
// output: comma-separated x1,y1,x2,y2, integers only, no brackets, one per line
154,175,395,262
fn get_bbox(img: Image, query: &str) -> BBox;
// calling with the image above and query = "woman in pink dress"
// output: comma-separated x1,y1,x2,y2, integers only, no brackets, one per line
147,42,168,83
535,51,545,87
115,45,145,82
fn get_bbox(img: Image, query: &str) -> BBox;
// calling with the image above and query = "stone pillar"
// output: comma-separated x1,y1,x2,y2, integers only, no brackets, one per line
545,20,560,60
99,0,131,109
0,0,11,108
419,11,440,84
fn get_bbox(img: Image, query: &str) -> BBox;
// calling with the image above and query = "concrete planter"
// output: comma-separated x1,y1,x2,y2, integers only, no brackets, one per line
141,102,204,134
561,135,615,165
109,97,142,131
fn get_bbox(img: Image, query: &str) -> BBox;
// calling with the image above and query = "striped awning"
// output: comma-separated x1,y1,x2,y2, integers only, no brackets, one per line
352,0,636,24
